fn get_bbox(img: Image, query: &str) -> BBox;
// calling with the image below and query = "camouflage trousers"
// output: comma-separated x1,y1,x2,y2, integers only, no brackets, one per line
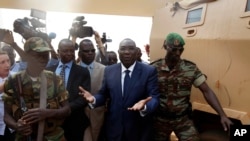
153,115,200,141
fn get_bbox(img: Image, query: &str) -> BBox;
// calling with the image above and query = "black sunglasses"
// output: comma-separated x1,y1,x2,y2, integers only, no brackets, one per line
80,49,96,53
168,47,184,52
164,44,184,52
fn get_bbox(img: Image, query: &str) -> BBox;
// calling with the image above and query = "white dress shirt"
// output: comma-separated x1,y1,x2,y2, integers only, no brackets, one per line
121,62,136,96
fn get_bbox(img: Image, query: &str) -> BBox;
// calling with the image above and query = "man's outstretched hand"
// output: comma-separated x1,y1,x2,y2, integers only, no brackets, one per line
79,86,94,103
127,97,152,111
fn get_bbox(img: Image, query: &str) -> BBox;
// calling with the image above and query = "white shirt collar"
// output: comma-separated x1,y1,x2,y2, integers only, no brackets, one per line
121,61,136,73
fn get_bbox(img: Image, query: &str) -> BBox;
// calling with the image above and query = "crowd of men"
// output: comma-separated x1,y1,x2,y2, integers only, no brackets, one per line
0,26,233,141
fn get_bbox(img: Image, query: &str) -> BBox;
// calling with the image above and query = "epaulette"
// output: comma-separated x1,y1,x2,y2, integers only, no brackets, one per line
183,59,196,65
149,58,163,65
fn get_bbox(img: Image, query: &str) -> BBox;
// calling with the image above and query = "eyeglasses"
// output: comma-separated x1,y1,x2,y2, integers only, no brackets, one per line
168,47,184,52
80,49,96,53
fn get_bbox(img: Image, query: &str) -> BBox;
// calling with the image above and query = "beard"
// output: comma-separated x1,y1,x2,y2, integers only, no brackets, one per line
165,54,180,64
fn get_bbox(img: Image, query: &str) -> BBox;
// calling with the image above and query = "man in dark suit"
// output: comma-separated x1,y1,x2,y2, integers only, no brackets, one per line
46,39,90,141
79,38,160,141
77,38,106,141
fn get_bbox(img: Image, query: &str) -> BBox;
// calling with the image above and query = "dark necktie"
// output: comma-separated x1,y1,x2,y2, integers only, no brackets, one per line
123,70,131,97
60,64,67,87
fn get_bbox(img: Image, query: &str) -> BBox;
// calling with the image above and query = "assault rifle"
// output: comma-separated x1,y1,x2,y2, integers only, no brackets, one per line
16,74,32,141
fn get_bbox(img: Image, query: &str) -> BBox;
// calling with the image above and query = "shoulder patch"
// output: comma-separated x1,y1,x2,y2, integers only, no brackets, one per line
149,58,163,65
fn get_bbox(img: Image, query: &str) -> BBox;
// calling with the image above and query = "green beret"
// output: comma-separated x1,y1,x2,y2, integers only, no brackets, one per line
165,32,185,47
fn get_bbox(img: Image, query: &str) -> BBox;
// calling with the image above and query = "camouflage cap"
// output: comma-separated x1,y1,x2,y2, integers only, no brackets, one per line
24,37,51,52
165,32,185,47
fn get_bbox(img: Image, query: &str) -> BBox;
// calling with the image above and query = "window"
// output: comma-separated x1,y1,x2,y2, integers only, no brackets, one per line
186,8,203,24
183,4,207,28
245,0,250,12
241,0,250,18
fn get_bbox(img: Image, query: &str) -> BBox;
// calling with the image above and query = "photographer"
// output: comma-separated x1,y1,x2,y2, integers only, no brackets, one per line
1,28,59,72
68,16,112,65
93,31,108,65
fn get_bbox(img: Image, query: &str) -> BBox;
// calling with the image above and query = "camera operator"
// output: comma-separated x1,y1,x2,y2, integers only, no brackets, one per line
93,31,108,65
67,16,107,140
13,18,58,61
1,28,58,72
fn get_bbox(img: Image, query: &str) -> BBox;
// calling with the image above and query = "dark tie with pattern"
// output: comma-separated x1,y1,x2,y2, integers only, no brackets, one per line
123,70,131,97
60,64,66,87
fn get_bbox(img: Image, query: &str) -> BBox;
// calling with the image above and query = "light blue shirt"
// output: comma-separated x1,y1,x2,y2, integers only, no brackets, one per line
79,61,94,75
55,61,73,88
46,58,59,68
10,61,27,72
0,73,15,134
0,76,7,135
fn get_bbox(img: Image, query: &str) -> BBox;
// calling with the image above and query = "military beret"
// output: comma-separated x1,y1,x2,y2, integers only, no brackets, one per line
24,37,51,52
165,32,185,47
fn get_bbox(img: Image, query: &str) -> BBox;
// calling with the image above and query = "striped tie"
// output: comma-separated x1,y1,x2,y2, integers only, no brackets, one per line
60,64,66,87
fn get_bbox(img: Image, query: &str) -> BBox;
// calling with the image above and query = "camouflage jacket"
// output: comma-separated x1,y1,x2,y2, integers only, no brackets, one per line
151,59,206,114
2,70,68,140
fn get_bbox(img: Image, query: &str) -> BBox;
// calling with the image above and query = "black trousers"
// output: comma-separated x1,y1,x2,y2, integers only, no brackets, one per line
0,127,15,141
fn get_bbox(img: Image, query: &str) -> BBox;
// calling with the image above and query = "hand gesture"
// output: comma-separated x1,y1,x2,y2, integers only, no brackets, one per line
16,118,32,136
79,86,94,103
128,97,152,111
22,108,47,125
94,31,102,45
1,29,15,45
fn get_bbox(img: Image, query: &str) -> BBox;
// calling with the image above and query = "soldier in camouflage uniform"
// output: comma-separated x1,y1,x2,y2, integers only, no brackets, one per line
151,33,232,141
0,37,71,141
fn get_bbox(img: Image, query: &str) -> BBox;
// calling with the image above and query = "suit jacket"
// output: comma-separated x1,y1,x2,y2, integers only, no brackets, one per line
94,61,159,141
81,61,106,141
46,62,91,141
89,61,105,94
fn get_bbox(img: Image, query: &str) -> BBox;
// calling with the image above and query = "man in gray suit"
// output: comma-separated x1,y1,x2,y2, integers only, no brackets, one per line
78,37,106,141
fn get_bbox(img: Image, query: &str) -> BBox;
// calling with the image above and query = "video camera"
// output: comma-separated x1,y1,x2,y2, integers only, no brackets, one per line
13,9,51,41
69,16,94,38
101,32,112,44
